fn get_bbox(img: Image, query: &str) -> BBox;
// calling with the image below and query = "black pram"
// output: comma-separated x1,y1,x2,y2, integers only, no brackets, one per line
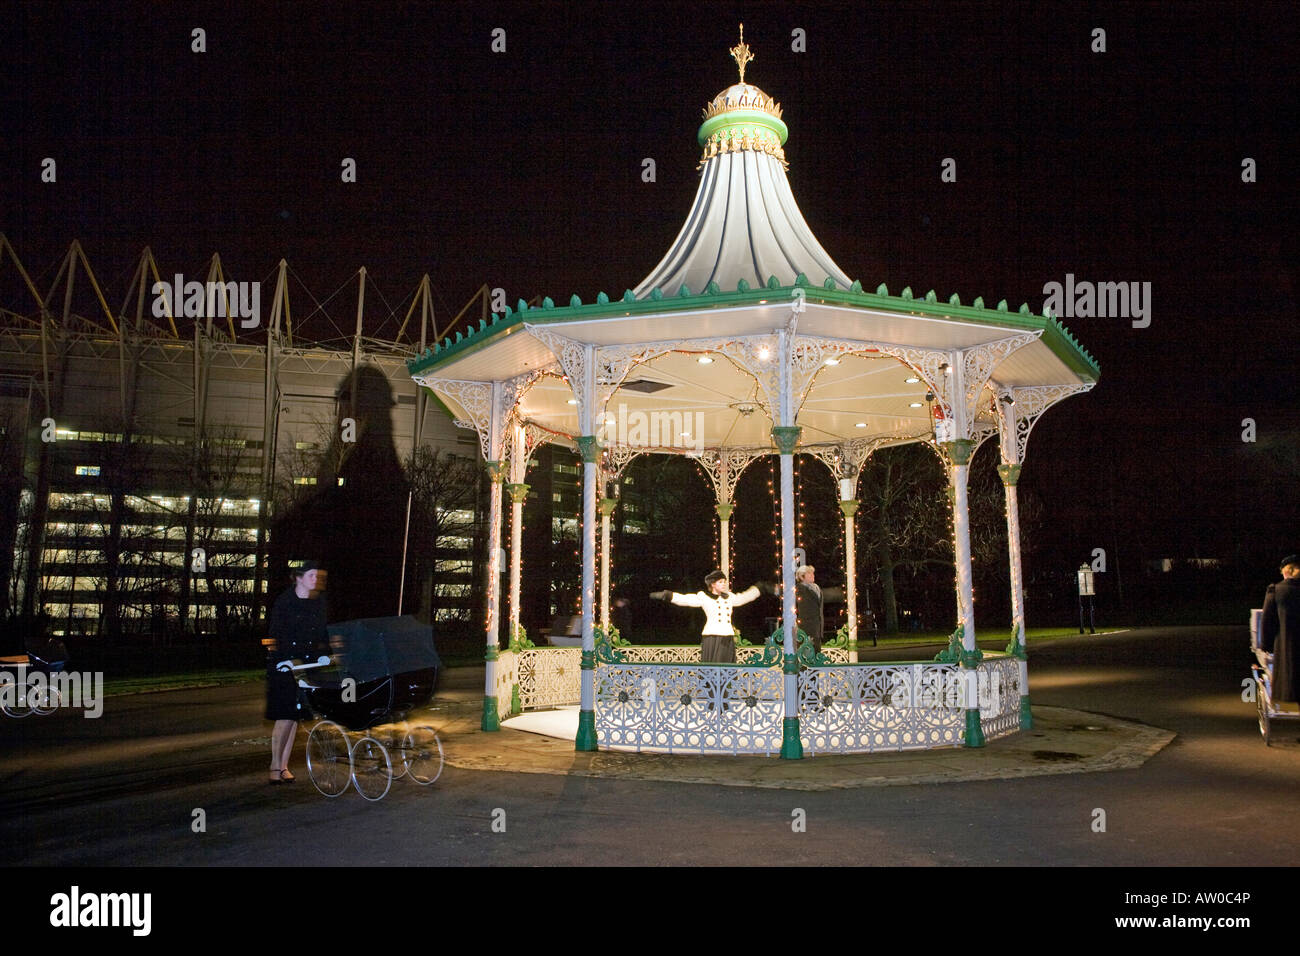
288,615,445,800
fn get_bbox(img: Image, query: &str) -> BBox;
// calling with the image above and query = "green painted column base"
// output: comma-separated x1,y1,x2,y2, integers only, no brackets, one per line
1019,695,1033,730
511,682,522,716
780,717,803,760
481,695,501,732
963,708,986,748
575,709,597,751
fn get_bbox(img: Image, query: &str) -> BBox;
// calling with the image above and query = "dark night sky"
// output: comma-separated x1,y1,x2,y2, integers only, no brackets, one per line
2,1,1297,574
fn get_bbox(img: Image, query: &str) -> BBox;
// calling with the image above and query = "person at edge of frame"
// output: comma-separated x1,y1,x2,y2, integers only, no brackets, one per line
1262,553,1300,713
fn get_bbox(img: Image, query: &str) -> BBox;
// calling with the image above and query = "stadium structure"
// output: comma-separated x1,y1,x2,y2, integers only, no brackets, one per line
0,236,497,639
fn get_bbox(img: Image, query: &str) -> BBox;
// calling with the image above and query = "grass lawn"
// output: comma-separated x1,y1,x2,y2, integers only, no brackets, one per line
102,669,266,697
858,626,1129,650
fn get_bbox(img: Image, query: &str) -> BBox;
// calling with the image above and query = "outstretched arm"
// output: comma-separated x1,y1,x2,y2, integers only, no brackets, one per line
730,585,761,607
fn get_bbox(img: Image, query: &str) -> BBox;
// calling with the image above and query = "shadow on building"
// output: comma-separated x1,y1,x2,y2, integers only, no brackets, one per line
270,365,411,624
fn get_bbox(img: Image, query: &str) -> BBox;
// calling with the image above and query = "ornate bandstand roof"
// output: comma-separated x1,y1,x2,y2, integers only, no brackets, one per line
632,38,851,297
408,29,1097,463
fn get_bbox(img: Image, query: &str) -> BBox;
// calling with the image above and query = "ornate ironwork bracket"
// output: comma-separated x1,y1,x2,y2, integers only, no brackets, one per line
508,622,535,652
795,630,830,667
593,626,628,664
744,628,785,666
933,625,983,666
995,382,1095,466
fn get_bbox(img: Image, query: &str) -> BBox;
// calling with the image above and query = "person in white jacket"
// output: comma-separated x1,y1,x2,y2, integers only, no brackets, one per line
651,570,761,663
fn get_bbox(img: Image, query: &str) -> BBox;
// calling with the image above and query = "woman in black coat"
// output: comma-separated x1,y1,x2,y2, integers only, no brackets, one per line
265,562,329,783
1262,555,1300,703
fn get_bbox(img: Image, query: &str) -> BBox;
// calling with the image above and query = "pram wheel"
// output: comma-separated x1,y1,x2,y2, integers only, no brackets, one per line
32,683,60,716
1256,679,1271,746
402,725,444,786
351,735,393,801
307,721,352,797
1,673,33,718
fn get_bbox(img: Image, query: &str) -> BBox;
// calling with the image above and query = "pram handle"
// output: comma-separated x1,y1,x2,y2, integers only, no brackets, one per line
276,656,333,674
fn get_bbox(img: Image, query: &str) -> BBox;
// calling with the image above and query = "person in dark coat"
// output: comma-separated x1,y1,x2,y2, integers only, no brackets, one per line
1261,554,1300,704
793,565,843,652
265,561,329,783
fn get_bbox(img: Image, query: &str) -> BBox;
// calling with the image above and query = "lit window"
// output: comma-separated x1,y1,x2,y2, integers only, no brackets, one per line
75,465,100,476
294,477,317,486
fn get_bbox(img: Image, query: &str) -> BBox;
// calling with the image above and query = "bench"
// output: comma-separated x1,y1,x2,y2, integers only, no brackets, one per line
539,614,583,646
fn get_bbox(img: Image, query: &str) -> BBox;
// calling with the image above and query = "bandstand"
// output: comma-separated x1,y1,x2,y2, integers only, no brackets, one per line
407,31,1098,758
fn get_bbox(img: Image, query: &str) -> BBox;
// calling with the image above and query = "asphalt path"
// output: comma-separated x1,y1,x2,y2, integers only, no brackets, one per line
3,625,1298,873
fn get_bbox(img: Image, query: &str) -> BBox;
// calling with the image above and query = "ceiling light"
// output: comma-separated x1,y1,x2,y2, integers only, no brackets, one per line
905,376,920,384
566,399,578,405
824,358,839,366
757,346,771,360
854,422,867,428
698,356,713,364
909,402,923,408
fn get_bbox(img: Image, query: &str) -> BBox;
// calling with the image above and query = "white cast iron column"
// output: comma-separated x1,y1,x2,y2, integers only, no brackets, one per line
506,425,528,648
773,326,802,760
481,382,506,732
839,477,859,663
938,351,983,747
715,501,733,577
998,461,1031,728
599,496,616,630
575,346,599,751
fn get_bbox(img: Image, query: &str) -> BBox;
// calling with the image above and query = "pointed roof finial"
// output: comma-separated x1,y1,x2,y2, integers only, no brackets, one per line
730,24,753,83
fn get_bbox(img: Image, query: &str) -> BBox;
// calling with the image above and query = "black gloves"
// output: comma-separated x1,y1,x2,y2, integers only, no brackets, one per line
649,590,671,601
756,581,777,596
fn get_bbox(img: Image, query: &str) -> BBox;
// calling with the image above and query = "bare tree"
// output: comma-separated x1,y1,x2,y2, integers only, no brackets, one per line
404,446,481,623
855,444,950,632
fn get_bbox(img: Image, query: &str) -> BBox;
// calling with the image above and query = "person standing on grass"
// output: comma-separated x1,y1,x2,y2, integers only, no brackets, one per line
265,560,329,783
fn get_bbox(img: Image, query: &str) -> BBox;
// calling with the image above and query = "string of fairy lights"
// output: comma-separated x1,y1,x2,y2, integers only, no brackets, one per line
549,430,986,632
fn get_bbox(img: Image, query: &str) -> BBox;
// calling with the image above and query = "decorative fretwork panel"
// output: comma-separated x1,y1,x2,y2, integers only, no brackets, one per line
516,644,849,711
960,332,1041,427
596,663,786,754
797,663,965,752
516,647,582,710
420,369,550,462
977,655,1022,741
495,649,517,720
694,448,768,504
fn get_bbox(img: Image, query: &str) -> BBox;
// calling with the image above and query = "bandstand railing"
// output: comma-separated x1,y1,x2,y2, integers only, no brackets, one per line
494,630,1020,755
